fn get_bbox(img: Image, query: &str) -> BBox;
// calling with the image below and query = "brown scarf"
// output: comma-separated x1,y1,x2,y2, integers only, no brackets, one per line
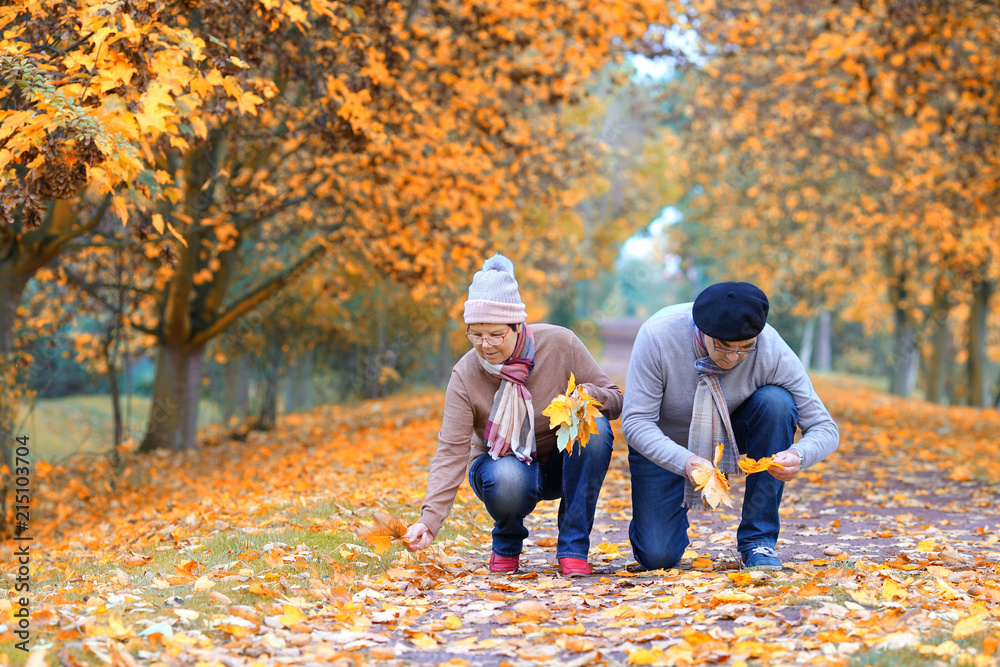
684,319,745,508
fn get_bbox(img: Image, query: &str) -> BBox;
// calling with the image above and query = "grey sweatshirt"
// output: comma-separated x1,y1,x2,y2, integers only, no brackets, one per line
622,303,839,475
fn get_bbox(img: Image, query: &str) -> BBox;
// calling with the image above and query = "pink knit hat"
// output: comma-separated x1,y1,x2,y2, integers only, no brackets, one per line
463,254,527,324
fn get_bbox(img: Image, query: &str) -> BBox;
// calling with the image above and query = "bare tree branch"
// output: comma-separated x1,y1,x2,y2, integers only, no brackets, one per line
189,242,326,348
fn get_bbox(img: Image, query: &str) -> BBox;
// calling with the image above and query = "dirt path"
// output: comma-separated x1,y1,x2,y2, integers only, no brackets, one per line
363,319,1000,666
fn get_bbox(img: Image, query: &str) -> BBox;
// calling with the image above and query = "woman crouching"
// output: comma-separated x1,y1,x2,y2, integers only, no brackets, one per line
404,253,622,576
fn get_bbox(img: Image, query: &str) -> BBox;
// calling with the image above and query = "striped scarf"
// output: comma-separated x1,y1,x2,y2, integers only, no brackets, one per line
684,319,745,509
479,323,536,463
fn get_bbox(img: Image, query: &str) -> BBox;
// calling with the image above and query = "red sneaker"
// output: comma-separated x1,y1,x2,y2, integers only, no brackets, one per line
559,557,591,577
489,553,520,573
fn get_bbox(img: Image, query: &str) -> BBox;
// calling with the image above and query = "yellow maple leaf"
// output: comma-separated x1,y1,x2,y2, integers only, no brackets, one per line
919,641,961,657
575,392,604,444
135,81,176,135
219,623,254,637
248,582,280,597
691,443,733,509
279,605,307,627
367,535,392,555
410,633,439,650
595,541,621,555
953,613,988,639
541,394,574,429
106,613,132,638
193,576,215,591
881,578,907,601
737,454,786,474
628,648,666,665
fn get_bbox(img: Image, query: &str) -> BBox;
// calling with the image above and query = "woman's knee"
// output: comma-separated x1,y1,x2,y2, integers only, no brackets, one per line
476,456,539,514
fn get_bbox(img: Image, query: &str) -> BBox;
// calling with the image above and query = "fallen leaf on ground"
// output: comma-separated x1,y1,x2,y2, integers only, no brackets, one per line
512,600,551,621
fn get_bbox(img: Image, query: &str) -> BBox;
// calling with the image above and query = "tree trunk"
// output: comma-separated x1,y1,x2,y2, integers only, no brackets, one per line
362,349,379,400
102,334,123,462
252,343,282,430
0,270,30,353
967,280,994,408
139,344,206,452
259,369,279,429
283,350,313,412
815,311,832,372
362,318,388,399
925,291,951,405
905,348,920,397
223,356,251,427
889,305,918,398
0,268,31,539
798,315,815,369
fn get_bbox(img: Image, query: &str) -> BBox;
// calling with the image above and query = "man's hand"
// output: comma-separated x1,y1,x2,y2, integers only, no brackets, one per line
768,450,802,482
404,522,433,551
684,454,713,486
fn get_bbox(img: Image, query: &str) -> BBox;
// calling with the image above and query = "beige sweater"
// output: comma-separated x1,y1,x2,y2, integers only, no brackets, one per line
417,324,622,537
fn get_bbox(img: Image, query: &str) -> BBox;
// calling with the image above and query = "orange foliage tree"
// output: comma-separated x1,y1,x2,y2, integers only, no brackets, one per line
4,0,676,475
667,0,1000,404
0,0,270,536
119,0,674,452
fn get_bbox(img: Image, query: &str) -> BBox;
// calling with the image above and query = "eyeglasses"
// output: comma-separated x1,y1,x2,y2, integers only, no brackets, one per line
713,342,757,357
466,326,513,346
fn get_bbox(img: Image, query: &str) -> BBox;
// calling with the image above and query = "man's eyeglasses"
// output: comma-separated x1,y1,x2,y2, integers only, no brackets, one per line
713,342,757,356
466,326,513,346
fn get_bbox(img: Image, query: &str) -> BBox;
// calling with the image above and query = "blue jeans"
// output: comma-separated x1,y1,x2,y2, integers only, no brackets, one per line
469,415,614,560
628,385,798,570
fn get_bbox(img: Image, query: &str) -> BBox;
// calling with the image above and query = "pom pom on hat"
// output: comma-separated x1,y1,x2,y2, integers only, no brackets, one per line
481,253,515,274
464,253,527,324
693,281,769,341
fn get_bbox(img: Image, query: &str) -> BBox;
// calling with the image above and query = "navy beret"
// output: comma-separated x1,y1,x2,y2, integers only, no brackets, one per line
692,282,769,342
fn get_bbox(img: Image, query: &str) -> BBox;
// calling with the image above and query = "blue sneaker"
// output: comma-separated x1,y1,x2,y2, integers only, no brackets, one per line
742,546,783,570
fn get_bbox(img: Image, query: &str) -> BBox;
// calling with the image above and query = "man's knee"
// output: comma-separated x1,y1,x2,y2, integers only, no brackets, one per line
629,512,689,571
752,385,798,421
632,534,687,571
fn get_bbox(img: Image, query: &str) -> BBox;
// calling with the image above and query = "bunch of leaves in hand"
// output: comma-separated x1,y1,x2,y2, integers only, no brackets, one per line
542,373,604,454
356,511,408,554
691,442,734,509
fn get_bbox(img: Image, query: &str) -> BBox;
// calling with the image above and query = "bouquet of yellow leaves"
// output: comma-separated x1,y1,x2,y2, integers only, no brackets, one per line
542,373,603,454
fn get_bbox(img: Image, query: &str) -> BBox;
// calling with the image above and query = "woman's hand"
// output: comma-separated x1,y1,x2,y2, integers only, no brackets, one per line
404,522,433,551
